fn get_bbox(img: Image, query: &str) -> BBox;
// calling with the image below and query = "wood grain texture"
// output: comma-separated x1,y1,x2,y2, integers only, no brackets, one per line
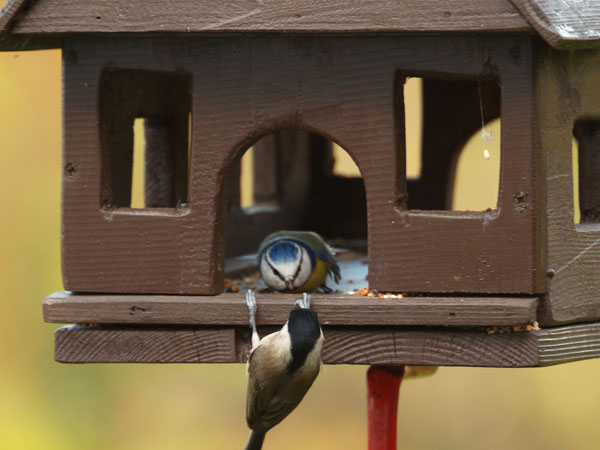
43,292,539,327
52,322,600,367
535,43,600,325
61,35,543,295
9,0,531,34
54,325,236,363
511,0,600,49
536,322,600,365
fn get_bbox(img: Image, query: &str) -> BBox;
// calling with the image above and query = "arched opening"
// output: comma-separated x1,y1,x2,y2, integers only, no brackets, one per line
223,130,368,293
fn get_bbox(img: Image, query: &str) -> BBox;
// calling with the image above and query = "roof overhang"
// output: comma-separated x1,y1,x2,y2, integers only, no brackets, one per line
1,0,599,50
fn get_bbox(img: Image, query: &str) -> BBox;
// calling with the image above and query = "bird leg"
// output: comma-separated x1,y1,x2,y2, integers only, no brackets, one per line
245,290,260,347
303,292,311,309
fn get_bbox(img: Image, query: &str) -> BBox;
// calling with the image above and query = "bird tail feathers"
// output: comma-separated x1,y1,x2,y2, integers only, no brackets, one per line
244,430,265,450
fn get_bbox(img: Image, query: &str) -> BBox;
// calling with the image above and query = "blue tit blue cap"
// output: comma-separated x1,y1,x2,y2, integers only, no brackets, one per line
267,241,299,264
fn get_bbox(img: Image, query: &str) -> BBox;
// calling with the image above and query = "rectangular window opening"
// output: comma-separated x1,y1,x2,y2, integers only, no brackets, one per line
100,69,192,210
397,75,501,212
573,121,600,226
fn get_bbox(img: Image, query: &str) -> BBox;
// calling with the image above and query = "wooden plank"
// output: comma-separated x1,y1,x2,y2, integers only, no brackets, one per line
53,322,600,367
511,0,600,49
54,325,236,363
43,292,538,327
10,0,531,34
536,323,600,365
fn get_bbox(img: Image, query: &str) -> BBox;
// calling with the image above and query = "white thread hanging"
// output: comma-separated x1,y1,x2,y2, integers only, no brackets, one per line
477,78,493,161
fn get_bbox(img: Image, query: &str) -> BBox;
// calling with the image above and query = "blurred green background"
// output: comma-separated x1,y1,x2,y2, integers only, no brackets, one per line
1,42,599,450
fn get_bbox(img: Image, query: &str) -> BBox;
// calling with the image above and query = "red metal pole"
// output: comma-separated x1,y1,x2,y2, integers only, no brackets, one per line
367,365,405,450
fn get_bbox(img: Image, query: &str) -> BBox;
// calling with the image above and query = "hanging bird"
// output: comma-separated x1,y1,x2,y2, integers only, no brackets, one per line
257,231,341,293
244,291,323,450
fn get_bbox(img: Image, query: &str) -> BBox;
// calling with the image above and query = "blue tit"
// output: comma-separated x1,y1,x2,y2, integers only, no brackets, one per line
244,291,323,450
258,231,341,293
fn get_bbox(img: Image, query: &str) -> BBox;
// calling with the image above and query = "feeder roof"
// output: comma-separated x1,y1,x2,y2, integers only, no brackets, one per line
0,0,599,49
511,0,600,48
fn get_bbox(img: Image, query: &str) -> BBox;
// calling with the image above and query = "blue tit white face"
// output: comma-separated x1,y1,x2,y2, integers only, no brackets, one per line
260,240,313,292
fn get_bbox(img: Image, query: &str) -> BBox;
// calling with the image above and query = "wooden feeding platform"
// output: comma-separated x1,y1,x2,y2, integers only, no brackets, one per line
43,251,600,367
44,293,600,367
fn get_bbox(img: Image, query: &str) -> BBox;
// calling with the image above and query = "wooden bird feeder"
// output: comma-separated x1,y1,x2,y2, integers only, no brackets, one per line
3,0,600,368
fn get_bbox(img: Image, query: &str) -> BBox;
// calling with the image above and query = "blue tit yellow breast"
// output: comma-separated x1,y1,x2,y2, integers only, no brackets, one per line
290,259,329,293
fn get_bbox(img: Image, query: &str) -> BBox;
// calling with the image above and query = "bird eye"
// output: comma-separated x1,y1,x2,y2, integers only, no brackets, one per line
271,266,284,280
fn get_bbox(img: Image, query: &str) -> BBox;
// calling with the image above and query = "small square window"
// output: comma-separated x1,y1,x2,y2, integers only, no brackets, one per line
100,69,191,209
396,75,501,212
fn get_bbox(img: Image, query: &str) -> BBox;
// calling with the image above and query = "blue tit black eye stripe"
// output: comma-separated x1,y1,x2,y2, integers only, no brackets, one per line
266,260,286,282
291,247,304,283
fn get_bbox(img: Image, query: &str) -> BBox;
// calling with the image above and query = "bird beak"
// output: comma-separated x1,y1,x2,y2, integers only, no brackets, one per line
285,278,294,291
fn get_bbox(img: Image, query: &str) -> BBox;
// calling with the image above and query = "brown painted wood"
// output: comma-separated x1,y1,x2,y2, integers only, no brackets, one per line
52,322,600,367
54,325,236,363
9,0,531,35
511,0,600,49
535,42,600,325
61,34,543,295
43,292,539,327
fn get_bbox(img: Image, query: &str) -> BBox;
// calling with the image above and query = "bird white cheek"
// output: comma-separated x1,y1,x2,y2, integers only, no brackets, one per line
260,258,286,290
299,335,323,374
294,256,312,288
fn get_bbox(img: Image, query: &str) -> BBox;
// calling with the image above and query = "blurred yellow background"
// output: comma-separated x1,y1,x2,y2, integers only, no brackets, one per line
1,44,599,450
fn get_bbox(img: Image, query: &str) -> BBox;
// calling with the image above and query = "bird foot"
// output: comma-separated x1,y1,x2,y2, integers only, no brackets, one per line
295,292,312,309
319,285,334,294
246,290,260,347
